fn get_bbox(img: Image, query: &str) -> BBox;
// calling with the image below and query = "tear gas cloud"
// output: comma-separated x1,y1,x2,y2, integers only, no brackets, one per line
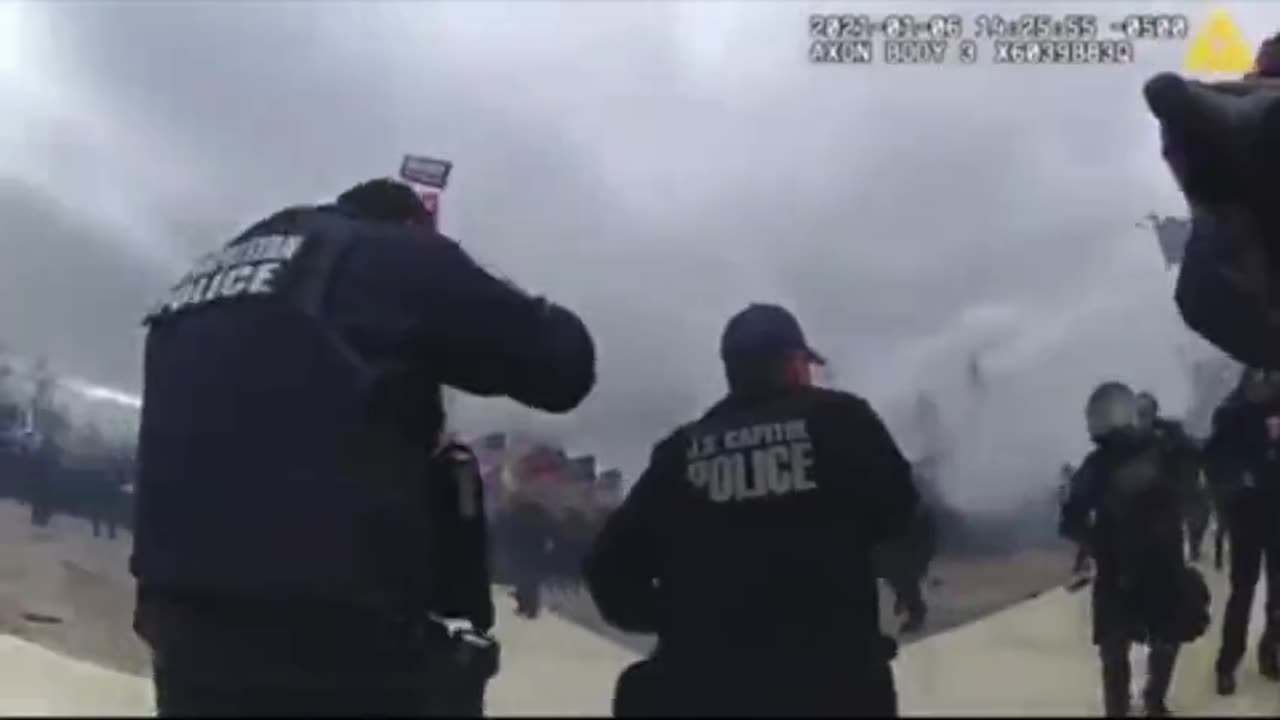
1,1,1274,518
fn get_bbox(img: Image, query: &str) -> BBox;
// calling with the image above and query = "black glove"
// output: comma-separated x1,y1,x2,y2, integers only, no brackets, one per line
446,626,501,680
1145,74,1280,368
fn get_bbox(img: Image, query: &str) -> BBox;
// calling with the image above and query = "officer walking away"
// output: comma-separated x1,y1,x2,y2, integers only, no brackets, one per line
585,303,919,717
131,178,596,716
1207,368,1280,695
1061,382,1210,717
1136,392,1209,563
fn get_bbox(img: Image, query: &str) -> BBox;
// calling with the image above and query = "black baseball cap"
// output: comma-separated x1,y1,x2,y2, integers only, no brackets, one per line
720,303,826,366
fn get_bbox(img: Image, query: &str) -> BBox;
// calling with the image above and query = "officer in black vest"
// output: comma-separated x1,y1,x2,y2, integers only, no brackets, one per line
1061,382,1207,717
131,178,596,716
586,303,919,716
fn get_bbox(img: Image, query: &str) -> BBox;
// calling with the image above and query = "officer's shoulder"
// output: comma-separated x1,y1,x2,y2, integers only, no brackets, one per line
1063,454,1100,491
1075,448,1105,471
802,387,879,422
649,425,691,463
318,213,478,279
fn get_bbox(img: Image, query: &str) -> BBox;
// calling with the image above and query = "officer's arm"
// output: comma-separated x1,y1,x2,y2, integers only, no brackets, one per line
416,236,596,413
1204,403,1244,479
1059,459,1097,547
846,398,920,546
582,441,671,634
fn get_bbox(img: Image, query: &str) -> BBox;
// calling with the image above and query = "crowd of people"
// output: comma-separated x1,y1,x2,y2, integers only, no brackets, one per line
0,446,131,539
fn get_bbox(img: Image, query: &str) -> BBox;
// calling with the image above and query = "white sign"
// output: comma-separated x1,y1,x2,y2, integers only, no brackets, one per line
399,154,453,190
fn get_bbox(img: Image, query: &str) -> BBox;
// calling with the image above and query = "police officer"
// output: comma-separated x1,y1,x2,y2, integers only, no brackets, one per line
131,178,596,715
585,303,919,716
1061,382,1206,717
1207,368,1280,695
1136,392,1208,563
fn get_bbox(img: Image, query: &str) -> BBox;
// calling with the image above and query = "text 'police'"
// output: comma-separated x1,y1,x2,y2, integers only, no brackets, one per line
157,234,304,315
686,419,816,503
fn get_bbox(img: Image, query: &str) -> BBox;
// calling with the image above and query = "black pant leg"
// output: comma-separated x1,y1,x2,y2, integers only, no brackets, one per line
1218,521,1265,673
1144,642,1179,707
1099,638,1132,717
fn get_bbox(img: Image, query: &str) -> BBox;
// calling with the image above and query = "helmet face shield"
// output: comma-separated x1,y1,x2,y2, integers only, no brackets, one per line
1086,382,1140,439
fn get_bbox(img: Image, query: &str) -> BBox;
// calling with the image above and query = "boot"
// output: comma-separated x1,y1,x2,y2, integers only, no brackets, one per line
1258,641,1280,680
1144,643,1177,716
1215,669,1236,696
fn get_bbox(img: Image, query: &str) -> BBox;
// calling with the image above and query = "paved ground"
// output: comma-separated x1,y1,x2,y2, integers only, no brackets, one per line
0,497,1073,680
0,500,146,675
545,545,1077,655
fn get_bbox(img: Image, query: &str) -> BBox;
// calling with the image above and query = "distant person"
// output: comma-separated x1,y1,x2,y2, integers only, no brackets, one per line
131,178,595,715
503,495,554,619
1061,381,1209,717
26,442,55,528
1205,368,1280,695
586,303,919,716
89,487,118,540
876,484,936,635
1135,392,1208,563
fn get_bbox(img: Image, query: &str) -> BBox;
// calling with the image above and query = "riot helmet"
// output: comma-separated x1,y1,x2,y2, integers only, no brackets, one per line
1085,381,1140,441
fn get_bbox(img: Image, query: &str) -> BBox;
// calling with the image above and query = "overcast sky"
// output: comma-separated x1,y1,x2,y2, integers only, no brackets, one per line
1,1,1276,508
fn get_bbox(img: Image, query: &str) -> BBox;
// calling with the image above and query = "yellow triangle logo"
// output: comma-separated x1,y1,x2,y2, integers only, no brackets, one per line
1184,9,1254,75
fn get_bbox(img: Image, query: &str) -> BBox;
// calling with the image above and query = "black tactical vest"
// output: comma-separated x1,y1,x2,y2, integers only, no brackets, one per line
132,208,438,610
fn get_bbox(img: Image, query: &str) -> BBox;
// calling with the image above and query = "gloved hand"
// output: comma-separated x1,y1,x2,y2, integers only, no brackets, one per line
1144,73,1280,368
447,625,501,680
